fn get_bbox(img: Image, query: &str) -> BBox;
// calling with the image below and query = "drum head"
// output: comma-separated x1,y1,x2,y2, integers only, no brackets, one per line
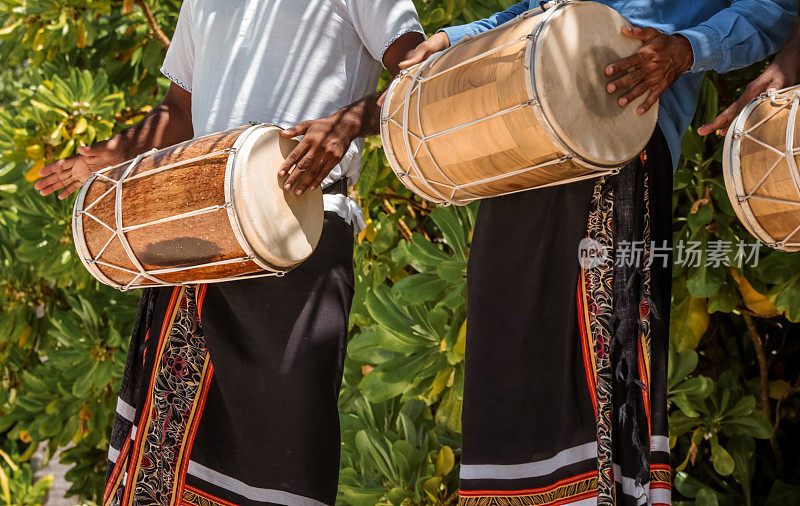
533,1,658,167
231,126,324,269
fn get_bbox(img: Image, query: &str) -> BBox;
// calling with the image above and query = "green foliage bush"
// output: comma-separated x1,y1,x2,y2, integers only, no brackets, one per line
1,1,800,505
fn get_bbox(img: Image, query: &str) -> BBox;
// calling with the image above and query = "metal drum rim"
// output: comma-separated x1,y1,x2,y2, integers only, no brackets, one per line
72,173,125,289
380,73,446,204
723,94,788,250
224,123,294,274
530,0,656,170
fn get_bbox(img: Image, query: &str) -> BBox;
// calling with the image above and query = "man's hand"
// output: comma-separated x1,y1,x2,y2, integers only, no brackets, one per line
34,138,126,200
698,57,799,136
605,26,694,115
398,31,450,70
278,111,363,195
277,31,427,195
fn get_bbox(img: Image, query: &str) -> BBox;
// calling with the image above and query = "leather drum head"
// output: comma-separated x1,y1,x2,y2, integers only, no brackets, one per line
534,1,658,167
232,126,324,269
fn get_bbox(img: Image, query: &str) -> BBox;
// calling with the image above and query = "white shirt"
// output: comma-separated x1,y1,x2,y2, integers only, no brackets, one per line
161,0,423,232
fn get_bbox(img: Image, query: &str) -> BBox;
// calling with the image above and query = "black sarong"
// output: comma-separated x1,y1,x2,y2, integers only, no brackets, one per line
104,213,354,506
459,131,672,505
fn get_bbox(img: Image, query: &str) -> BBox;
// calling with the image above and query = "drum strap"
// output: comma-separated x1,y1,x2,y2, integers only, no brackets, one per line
322,178,348,196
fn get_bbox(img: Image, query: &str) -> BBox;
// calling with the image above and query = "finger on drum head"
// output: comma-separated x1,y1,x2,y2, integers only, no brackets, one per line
294,159,322,195
279,140,311,179
620,82,650,107
637,92,659,115
606,53,642,76
309,160,337,192
283,155,314,191
608,68,645,93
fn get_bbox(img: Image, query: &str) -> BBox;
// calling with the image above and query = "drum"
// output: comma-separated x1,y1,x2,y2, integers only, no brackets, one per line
380,0,658,205
72,124,324,290
724,85,800,252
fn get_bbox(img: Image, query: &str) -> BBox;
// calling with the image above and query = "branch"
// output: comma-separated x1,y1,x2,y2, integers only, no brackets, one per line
443,491,459,506
134,0,170,49
381,199,413,242
371,192,433,213
743,313,784,476
738,306,782,319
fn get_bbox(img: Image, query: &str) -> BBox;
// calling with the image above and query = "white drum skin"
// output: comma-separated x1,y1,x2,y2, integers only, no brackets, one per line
723,85,800,252
380,0,658,206
72,125,323,290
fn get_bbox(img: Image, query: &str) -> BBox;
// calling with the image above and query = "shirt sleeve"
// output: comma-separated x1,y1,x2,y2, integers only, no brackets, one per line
346,0,425,66
440,1,531,45
675,0,796,74
160,0,195,93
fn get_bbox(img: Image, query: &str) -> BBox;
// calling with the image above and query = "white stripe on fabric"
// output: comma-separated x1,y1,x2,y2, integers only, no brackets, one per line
186,461,327,506
122,473,127,486
650,435,670,454
613,464,648,503
108,445,120,463
131,425,137,439
116,398,136,422
459,442,597,481
649,487,672,505
613,464,672,505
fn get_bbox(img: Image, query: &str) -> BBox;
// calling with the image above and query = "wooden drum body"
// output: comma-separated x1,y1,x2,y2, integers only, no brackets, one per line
72,124,324,290
724,85,800,252
381,0,658,205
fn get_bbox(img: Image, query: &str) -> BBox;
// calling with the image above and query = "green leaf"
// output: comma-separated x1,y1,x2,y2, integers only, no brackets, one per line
670,296,709,351
725,396,755,417
430,207,467,260
687,261,724,298
688,204,714,234
725,413,773,439
435,446,454,476
765,481,800,506
709,437,735,476
728,436,755,503
436,260,466,284
707,278,737,313
695,487,720,506
393,273,449,304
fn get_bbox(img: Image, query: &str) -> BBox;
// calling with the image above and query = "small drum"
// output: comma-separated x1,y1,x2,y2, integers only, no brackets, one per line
724,85,800,251
380,0,658,205
72,124,324,290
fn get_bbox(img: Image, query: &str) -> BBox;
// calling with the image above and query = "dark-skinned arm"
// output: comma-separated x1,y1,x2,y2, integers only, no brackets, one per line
35,83,193,199
699,19,800,136
606,0,796,117
277,31,426,196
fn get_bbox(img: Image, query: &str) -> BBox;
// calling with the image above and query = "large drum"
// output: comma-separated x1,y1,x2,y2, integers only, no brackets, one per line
380,0,658,205
73,124,324,290
724,85,800,252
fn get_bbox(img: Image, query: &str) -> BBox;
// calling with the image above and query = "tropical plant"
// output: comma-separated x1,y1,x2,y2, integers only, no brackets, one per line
2,1,800,505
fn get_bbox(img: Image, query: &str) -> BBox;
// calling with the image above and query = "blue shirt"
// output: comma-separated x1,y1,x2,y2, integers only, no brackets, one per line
441,0,796,169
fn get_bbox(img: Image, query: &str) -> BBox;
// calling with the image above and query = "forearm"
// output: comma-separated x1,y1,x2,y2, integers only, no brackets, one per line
676,0,795,73
112,103,193,160
336,92,383,138
105,84,193,161
440,1,529,45
774,19,800,69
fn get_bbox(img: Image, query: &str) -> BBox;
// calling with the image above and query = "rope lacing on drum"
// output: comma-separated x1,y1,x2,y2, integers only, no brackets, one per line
382,30,615,206
75,145,282,291
731,88,800,249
